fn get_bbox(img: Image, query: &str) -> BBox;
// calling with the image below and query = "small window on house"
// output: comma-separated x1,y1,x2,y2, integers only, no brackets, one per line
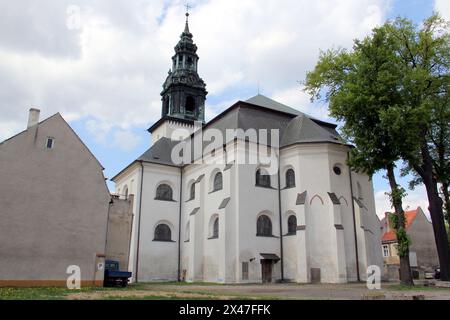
257,215,272,237
382,245,389,257
154,224,172,241
285,169,296,188
123,185,129,199
287,215,297,235
242,262,249,280
213,172,223,192
46,137,55,149
189,182,195,200
155,184,173,201
256,168,271,188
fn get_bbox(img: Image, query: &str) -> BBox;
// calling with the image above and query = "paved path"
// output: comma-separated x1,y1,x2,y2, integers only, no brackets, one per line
143,282,450,300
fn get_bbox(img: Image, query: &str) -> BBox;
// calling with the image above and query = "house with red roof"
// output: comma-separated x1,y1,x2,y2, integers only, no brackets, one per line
380,207,439,280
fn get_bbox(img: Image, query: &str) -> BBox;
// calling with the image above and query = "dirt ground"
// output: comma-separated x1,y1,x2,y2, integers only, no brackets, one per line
65,282,450,300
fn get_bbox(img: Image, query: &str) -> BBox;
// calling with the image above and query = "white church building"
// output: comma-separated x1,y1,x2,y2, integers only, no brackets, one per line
112,13,383,284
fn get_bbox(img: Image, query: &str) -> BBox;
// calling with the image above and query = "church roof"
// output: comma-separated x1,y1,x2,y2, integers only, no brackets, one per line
280,114,343,147
112,95,347,179
245,94,305,117
137,137,182,167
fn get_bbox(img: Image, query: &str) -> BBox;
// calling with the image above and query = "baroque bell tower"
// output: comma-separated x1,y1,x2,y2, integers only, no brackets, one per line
149,9,207,143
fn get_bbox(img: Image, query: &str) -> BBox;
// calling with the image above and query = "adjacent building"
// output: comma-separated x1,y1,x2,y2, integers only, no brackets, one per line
112,13,383,284
380,207,439,279
0,110,111,286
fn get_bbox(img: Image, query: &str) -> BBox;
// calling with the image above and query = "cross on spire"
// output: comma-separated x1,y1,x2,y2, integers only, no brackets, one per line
185,2,191,19
183,2,191,34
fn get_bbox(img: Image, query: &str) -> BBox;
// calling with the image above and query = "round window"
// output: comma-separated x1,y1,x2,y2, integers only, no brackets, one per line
333,166,342,175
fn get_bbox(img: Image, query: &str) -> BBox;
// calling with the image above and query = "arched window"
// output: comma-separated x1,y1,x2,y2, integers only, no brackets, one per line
186,96,195,113
187,56,193,69
212,217,219,239
287,215,297,235
257,215,272,237
123,185,129,199
256,168,271,188
285,169,296,188
154,224,172,241
155,184,173,201
189,182,195,200
213,172,223,192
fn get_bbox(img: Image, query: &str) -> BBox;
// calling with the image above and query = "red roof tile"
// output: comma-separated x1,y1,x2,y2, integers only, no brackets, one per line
381,208,419,242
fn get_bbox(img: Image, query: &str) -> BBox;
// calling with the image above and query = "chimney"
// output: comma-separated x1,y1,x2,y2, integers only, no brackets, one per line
27,108,40,129
384,212,391,231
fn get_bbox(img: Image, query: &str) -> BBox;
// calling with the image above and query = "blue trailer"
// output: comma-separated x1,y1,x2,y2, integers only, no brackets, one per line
104,260,132,287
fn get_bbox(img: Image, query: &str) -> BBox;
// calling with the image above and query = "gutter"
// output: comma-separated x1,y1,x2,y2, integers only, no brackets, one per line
135,161,145,282
277,153,284,281
347,151,361,282
177,167,183,281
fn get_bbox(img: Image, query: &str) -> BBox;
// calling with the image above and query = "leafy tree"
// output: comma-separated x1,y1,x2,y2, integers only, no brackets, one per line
304,24,414,285
379,14,450,281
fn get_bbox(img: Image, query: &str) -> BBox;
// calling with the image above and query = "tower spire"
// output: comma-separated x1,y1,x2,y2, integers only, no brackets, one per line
159,5,207,123
184,3,191,33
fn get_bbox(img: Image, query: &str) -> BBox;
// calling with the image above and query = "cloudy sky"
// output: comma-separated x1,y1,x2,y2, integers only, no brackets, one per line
0,0,448,218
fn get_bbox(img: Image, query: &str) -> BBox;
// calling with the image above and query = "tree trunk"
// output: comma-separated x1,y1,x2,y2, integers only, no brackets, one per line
414,144,450,281
442,182,450,226
386,164,414,286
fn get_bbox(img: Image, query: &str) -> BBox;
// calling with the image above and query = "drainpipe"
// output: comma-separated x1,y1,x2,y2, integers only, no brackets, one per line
347,151,361,282
277,153,284,281
135,161,145,282
177,167,183,282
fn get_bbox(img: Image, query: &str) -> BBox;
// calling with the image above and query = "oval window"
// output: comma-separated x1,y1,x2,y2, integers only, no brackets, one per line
333,166,342,175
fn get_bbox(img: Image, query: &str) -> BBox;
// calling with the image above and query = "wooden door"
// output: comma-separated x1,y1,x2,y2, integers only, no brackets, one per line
261,260,273,283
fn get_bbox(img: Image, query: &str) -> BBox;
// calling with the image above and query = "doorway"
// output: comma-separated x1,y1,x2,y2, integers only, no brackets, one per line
261,260,273,283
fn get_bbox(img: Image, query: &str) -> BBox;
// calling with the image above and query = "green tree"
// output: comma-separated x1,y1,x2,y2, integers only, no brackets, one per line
379,15,450,281
304,24,414,285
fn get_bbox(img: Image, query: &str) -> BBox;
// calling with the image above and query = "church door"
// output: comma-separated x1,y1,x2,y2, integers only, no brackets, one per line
261,260,273,283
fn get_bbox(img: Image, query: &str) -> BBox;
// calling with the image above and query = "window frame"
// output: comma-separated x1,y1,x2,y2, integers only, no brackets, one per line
287,215,297,235
45,137,55,149
155,183,174,201
285,168,296,189
255,168,271,188
153,224,173,242
256,215,273,237
212,172,223,192
382,244,390,257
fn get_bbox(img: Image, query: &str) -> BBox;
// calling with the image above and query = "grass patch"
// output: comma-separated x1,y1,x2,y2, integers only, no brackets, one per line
0,286,125,300
387,284,449,291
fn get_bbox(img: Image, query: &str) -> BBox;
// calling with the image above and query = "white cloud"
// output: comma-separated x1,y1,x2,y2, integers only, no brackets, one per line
113,130,142,151
435,0,450,20
375,185,430,220
0,0,390,144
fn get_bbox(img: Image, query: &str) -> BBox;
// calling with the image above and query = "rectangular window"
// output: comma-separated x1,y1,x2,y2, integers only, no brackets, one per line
242,262,249,280
382,245,389,257
46,137,55,149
